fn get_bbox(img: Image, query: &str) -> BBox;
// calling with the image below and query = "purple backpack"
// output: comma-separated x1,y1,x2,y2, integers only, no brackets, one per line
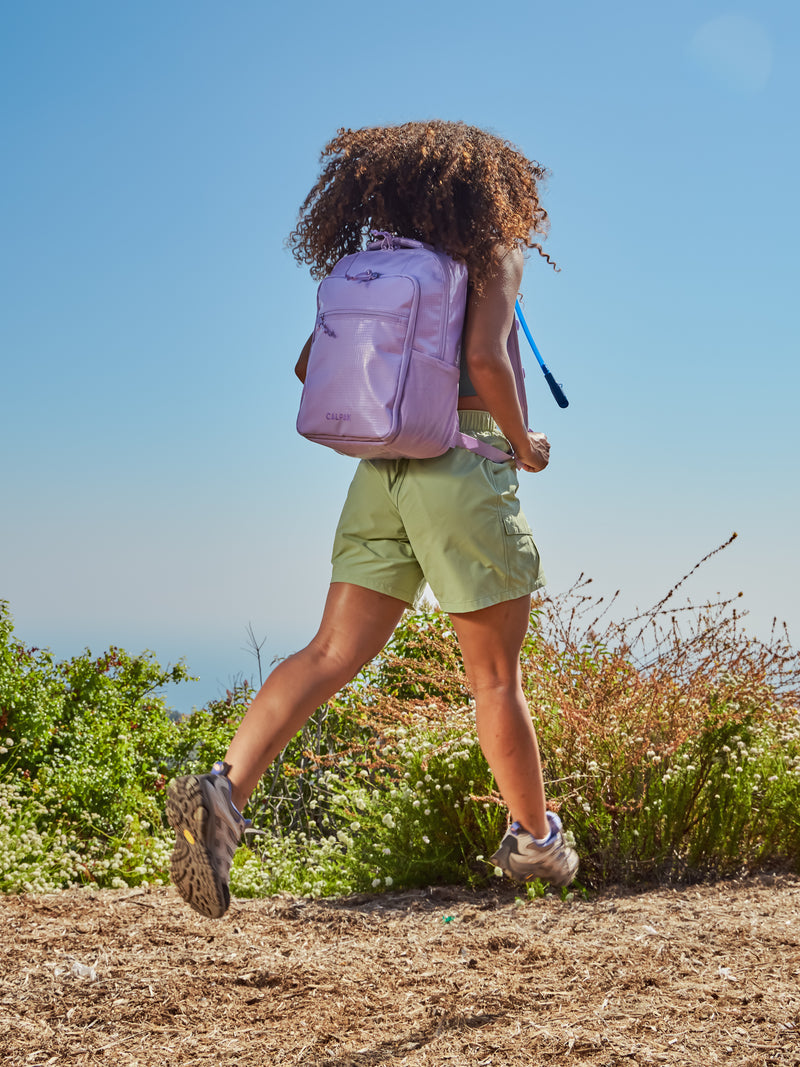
296,232,520,464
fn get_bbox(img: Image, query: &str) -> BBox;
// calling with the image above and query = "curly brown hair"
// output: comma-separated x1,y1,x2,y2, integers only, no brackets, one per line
288,120,555,291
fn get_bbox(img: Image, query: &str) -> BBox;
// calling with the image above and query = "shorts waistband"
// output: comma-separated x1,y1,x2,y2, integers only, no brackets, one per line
457,410,502,435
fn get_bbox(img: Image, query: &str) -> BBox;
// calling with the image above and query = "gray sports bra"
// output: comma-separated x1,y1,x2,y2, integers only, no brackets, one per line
458,352,478,397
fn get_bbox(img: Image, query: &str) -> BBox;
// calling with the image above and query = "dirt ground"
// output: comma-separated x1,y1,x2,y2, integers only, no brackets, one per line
1,874,798,1067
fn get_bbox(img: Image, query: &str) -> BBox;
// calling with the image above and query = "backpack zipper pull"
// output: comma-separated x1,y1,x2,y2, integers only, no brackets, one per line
345,269,382,282
315,313,336,337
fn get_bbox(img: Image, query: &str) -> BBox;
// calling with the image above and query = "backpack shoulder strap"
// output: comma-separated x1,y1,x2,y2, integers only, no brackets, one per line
506,318,529,428
452,430,513,464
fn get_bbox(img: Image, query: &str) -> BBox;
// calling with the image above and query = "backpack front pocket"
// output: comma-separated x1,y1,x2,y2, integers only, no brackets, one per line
299,275,420,445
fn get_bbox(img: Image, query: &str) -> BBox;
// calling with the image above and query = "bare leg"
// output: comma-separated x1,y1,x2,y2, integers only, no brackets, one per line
224,583,406,811
448,595,548,839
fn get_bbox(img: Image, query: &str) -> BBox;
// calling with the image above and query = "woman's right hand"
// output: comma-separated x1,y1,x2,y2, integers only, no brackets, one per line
515,431,550,473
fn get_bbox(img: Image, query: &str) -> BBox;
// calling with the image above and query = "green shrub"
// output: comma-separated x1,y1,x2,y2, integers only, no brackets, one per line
520,569,800,885
236,558,800,895
237,706,506,898
0,600,189,887
2,537,799,902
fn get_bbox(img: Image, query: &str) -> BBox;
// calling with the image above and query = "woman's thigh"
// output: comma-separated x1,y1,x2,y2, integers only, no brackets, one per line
309,581,408,677
447,594,532,690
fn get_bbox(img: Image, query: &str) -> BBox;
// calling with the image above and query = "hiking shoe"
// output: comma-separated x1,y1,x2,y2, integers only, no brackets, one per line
166,761,246,918
489,811,579,888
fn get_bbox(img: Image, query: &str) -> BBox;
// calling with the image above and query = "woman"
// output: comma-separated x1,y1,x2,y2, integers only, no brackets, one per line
167,121,578,918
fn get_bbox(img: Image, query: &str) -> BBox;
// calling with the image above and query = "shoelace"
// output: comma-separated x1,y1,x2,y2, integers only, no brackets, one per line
211,760,251,828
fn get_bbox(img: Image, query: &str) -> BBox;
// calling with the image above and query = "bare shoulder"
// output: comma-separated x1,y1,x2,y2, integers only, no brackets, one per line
490,244,525,288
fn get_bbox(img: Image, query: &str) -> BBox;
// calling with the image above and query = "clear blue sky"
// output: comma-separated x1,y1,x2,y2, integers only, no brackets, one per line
2,1,798,713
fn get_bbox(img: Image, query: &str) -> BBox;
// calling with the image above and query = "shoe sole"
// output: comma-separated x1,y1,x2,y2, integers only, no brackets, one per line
166,775,230,919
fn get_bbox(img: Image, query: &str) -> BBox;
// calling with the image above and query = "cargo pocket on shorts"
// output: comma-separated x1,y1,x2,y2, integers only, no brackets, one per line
502,513,542,592
503,513,533,537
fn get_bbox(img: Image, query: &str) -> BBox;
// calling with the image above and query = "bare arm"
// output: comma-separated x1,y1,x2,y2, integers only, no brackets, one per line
294,335,313,383
461,248,549,472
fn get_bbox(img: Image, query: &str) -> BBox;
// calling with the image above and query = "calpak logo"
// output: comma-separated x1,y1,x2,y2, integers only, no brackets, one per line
326,412,351,421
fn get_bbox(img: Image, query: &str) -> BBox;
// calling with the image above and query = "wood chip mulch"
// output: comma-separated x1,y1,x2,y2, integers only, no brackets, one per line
1,874,798,1066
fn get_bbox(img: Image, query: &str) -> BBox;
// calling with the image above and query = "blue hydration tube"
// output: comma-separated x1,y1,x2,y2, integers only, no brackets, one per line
514,299,569,409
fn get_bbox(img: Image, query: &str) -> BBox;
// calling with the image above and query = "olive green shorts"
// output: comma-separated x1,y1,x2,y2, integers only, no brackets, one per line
330,411,546,613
